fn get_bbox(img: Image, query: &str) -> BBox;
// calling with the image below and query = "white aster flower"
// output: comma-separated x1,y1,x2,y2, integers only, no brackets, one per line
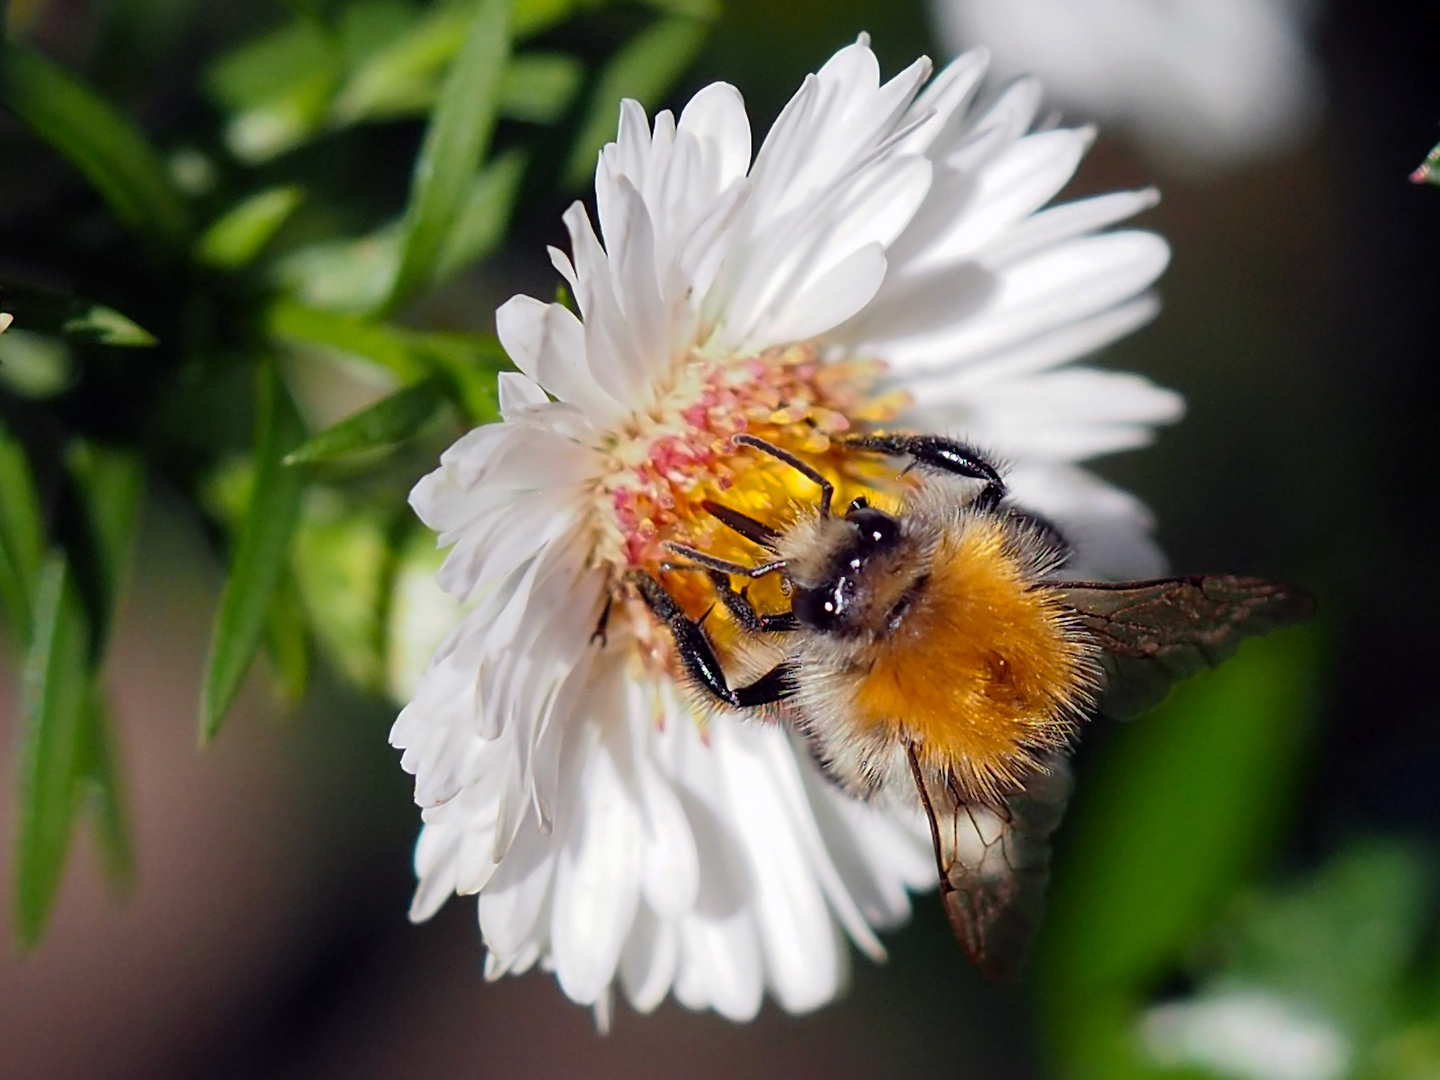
930,0,1322,169
393,38,1182,1024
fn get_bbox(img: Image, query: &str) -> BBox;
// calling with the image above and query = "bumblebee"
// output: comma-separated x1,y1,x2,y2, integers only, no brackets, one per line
631,433,1312,978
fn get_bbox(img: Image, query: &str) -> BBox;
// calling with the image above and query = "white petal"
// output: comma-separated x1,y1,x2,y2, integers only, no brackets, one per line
1007,464,1168,579
713,720,843,1014
478,817,556,969
675,910,764,1022
495,294,622,420
551,739,643,1005
618,905,680,1014
409,824,460,921
677,81,752,188
497,371,547,418
763,242,889,347
867,230,1170,373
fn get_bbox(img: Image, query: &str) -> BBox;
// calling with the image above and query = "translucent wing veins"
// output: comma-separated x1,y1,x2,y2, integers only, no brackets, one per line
908,744,1073,980
1057,574,1314,720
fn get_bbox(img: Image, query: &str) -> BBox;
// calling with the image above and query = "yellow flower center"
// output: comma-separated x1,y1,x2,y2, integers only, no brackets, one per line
589,344,910,664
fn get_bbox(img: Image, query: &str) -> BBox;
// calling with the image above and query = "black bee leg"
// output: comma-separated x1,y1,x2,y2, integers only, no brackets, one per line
628,571,793,708
589,593,614,646
845,433,1006,511
662,541,786,580
706,570,800,633
733,433,835,516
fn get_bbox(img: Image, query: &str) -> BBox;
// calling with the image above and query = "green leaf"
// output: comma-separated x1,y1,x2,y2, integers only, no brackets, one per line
265,573,311,703
66,441,145,648
512,0,580,38
0,283,157,347
209,14,333,108
208,20,341,163
195,185,306,269
0,420,45,643
1038,626,1324,1079
0,41,189,244
75,687,133,891
435,148,526,280
500,53,582,123
13,555,92,947
0,328,72,399
272,223,403,315
266,298,428,380
328,5,469,126
60,306,157,346
388,0,512,308
284,376,449,465
199,363,307,743
562,16,709,187
291,492,390,693
266,298,508,420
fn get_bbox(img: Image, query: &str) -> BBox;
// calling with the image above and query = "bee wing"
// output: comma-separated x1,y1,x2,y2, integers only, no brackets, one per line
910,749,1074,980
1057,575,1314,720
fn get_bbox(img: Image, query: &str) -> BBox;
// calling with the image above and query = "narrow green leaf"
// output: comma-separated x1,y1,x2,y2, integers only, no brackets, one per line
499,53,582,123
266,298,509,404
265,574,311,704
291,493,390,693
285,376,448,465
196,186,306,269
272,223,403,315
332,14,580,129
388,0,512,307
61,306,157,346
66,441,145,648
638,0,721,18
0,421,45,643
13,555,92,947
266,298,428,381
562,16,709,187
512,0,577,39
199,364,307,743
434,149,526,281
328,5,469,126
0,283,157,346
207,18,341,162
0,41,189,244
75,687,133,891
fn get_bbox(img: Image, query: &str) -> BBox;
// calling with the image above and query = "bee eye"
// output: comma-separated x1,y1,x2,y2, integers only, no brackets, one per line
846,507,899,549
792,584,842,630
848,496,869,512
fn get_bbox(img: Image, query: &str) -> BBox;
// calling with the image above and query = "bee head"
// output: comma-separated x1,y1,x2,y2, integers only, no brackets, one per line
790,498,904,633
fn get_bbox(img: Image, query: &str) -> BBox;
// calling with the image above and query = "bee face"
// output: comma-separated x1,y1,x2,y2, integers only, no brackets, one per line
788,502,905,633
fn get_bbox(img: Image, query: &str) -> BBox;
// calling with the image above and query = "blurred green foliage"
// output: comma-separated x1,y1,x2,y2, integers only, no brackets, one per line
0,0,714,947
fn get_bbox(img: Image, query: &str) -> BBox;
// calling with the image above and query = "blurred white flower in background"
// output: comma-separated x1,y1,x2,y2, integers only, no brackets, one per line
393,38,1181,1025
1141,989,1350,1080
929,0,1323,170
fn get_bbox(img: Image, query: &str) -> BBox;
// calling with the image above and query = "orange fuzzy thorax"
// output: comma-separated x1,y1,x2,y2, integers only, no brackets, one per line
853,516,1096,803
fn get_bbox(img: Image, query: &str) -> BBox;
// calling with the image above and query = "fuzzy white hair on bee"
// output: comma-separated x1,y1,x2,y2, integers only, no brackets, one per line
629,430,1314,979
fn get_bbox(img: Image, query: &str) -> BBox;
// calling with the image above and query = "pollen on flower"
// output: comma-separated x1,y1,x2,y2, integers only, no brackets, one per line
589,344,908,647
